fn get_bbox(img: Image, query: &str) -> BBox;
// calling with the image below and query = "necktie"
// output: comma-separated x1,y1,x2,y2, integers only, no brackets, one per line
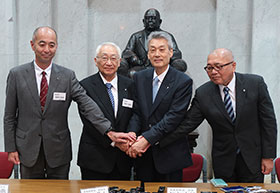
40,71,48,111
153,77,160,102
223,87,235,123
105,83,115,111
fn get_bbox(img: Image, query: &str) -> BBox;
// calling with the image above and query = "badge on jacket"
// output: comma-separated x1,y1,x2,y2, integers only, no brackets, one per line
122,98,133,108
53,92,66,101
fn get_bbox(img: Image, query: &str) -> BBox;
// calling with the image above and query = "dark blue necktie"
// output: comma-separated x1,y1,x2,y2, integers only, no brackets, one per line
223,87,235,123
105,83,114,111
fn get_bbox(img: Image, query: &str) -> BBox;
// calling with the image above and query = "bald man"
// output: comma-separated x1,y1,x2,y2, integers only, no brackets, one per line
160,48,277,183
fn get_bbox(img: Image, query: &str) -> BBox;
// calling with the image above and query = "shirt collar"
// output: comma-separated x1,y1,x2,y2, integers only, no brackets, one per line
153,65,170,82
219,72,236,92
33,60,52,76
99,72,118,89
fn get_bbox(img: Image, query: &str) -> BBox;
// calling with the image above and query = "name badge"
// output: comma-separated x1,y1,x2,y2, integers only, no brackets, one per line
122,98,133,108
53,92,66,101
80,186,109,193
0,184,9,193
167,187,197,193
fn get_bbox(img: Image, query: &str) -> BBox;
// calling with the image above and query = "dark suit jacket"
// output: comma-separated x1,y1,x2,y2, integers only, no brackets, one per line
77,73,134,174
128,66,193,174
122,29,182,68
4,62,111,168
160,72,277,177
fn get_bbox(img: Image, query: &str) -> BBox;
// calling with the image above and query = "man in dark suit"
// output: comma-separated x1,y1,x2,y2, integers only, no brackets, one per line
120,8,182,77
78,42,136,180
4,27,132,179
127,31,193,183
160,48,277,182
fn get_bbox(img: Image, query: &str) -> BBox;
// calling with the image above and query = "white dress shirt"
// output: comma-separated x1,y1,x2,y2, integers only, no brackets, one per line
99,72,118,118
34,61,52,96
153,65,170,91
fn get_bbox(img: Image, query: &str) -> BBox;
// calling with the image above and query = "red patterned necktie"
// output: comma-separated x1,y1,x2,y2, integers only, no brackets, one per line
40,71,48,111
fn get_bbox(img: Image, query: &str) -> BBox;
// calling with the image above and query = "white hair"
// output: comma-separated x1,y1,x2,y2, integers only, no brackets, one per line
95,42,121,57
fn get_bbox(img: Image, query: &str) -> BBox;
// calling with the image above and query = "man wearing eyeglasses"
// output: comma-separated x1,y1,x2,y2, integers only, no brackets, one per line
77,42,136,180
160,48,277,183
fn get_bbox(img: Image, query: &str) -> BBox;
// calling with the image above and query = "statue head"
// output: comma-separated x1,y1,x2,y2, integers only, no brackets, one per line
143,8,162,32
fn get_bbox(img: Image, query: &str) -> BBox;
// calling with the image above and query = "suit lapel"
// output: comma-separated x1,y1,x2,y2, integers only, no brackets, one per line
43,63,61,113
22,62,41,113
235,73,245,127
150,68,174,115
115,76,129,125
210,83,233,124
145,69,154,113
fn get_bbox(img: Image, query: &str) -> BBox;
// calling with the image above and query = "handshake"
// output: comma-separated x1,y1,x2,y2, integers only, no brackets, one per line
107,131,150,158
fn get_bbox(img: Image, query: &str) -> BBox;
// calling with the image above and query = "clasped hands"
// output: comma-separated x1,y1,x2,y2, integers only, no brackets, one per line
107,131,150,158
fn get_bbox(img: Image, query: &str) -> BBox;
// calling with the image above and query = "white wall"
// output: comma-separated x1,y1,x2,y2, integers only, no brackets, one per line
0,0,279,180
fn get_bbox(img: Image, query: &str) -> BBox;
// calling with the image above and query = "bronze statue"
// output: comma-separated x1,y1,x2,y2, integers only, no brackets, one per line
120,8,185,77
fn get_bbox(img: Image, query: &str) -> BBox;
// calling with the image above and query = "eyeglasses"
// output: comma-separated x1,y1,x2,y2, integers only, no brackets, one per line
97,55,120,63
204,61,234,72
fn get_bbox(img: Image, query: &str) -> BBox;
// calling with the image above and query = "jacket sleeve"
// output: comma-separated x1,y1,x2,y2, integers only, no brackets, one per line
127,74,142,135
257,77,277,158
159,90,205,148
4,70,18,152
70,71,112,135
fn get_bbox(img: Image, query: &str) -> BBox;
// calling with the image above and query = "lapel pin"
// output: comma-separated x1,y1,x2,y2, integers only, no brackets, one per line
243,89,246,92
124,88,127,91
166,86,169,89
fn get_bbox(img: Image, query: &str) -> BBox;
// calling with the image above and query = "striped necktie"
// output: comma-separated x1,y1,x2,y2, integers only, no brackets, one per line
105,83,115,111
40,71,48,112
223,87,235,123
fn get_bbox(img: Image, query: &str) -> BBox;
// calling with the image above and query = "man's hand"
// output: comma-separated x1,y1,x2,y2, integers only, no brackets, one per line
115,141,130,152
127,136,150,158
107,131,136,143
127,132,137,144
8,151,20,165
261,158,274,174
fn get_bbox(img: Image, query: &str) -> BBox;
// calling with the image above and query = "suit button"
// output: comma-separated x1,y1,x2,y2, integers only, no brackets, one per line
38,134,42,137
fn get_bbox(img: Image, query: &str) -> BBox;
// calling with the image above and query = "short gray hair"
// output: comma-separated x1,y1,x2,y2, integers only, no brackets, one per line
147,31,173,50
95,42,121,58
